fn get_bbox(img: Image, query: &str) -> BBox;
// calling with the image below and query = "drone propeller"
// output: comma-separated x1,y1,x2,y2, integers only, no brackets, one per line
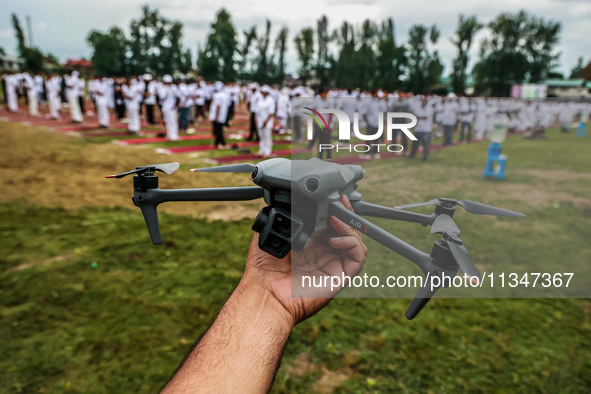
396,198,525,218
430,213,461,238
431,214,481,280
106,162,180,178
191,163,256,174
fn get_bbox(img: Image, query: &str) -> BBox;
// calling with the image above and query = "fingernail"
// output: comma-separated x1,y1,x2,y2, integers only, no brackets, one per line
331,237,342,241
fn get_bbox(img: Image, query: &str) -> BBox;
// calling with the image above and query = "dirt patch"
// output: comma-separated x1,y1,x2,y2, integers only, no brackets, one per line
285,353,353,393
312,367,351,393
286,353,316,376
516,169,591,182
0,120,264,221
485,183,591,207
6,253,75,273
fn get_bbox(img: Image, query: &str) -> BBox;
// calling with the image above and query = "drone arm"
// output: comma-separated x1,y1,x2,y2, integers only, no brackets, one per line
146,186,265,203
328,201,432,272
351,200,436,226
133,187,265,245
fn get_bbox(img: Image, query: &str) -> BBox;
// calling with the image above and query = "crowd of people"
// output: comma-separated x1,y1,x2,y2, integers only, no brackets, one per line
294,89,591,160
1,71,290,158
3,70,590,160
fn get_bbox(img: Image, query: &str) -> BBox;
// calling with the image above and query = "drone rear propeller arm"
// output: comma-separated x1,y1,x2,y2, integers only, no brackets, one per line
351,200,436,226
133,187,265,245
137,186,266,203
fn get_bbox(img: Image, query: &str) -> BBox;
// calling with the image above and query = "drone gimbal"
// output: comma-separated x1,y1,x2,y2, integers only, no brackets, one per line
107,158,525,319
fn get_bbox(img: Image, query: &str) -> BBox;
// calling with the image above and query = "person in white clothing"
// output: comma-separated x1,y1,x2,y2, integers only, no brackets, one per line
123,77,141,134
46,74,62,119
256,85,276,157
24,73,40,116
4,72,19,112
159,75,179,141
65,71,83,123
93,77,111,128
209,81,230,148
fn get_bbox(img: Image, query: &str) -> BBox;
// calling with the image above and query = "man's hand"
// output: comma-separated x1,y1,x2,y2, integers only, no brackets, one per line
241,194,368,328
162,194,368,393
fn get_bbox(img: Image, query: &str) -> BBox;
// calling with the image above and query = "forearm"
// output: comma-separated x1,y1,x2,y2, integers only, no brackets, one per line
162,277,293,393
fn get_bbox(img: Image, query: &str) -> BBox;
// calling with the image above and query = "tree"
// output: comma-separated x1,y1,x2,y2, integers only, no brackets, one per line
273,27,289,84
473,10,561,96
253,20,272,83
237,26,257,80
405,24,441,93
11,13,26,55
199,9,236,81
333,21,357,90
375,18,406,91
11,13,50,73
128,5,193,77
451,15,483,94
316,15,331,89
87,27,127,76
294,28,314,84
569,56,584,79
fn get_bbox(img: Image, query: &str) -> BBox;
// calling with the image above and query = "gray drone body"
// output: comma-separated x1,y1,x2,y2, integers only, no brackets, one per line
108,158,525,320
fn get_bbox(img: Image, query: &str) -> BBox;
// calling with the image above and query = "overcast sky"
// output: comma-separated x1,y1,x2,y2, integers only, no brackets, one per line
1,0,589,76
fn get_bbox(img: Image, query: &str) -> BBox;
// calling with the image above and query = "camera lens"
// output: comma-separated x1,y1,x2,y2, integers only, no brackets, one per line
306,178,319,193
273,214,291,237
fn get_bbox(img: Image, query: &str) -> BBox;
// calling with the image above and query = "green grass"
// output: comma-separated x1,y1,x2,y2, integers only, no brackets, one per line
1,126,590,393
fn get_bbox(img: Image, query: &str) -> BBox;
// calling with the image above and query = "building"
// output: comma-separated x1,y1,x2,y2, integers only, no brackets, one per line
62,58,93,77
544,79,591,98
0,55,24,72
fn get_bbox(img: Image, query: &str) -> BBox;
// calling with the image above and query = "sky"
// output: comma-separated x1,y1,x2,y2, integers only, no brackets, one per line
1,0,590,77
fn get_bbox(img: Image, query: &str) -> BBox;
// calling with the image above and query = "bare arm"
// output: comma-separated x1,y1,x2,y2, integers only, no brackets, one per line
162,195,367,393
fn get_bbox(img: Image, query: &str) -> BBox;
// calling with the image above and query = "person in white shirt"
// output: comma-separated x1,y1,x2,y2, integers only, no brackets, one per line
23,73,40,116
459,98,474,142
225,82,239,126
440,98,458,146
256,85,276,157
122,77,142,134
144,77,158,125
247,84,262,141
408,97,434,161
93,76,111,128
159,75,179,141
194,82,206,121
34,74,45,107
177,81,191,133
3,72,19,112
275,88,290,134
65,71,83,123
46,74,62,119
209,81,230,148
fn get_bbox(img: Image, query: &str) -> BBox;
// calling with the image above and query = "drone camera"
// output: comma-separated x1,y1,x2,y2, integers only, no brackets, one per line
305,178,320,193
252,206,303,258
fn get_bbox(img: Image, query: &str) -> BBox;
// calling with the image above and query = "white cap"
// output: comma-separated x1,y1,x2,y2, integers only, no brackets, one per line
72,70,80,77
163,75,173,83
261,85,272,94
214,81,224,91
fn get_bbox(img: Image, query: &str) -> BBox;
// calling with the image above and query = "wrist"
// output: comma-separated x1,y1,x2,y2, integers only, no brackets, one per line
237,275,296,332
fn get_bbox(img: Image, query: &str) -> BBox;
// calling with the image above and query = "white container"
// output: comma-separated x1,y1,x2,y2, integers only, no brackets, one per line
490,115,508,143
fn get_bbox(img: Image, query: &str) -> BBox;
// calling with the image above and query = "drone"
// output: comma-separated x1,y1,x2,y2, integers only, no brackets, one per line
107,158,525,319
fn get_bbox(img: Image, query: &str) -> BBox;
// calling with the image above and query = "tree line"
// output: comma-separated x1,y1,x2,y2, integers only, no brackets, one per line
196,8,567,96
8,5,584,96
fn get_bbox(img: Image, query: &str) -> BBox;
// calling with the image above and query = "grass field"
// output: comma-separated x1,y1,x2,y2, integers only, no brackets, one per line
1,118,590,393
